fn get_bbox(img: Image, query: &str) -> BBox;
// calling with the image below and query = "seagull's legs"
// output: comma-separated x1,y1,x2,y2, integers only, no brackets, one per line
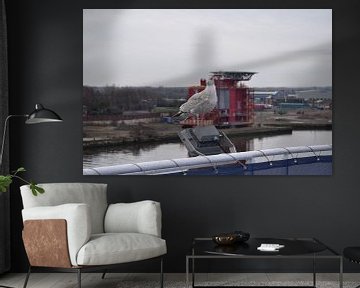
201,113,205,126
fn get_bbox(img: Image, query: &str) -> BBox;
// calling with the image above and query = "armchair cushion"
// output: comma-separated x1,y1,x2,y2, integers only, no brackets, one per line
104,200,162,237
22,203,91,266
76,233,166,266
20,183,108,234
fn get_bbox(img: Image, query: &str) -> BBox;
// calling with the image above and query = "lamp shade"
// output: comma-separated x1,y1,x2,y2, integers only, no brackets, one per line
25,104,63,124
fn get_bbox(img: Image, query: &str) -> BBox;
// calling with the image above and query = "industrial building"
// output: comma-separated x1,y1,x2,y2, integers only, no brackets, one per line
181,71,256,127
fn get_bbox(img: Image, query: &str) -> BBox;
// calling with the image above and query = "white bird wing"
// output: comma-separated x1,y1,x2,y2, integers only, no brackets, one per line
175,82,217,117
179,90,210,113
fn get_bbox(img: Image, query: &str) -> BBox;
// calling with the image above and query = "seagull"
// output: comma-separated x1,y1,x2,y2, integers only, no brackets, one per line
173,79,217,124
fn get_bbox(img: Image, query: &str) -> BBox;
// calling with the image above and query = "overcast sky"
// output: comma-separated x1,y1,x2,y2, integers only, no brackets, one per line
83,9,332,87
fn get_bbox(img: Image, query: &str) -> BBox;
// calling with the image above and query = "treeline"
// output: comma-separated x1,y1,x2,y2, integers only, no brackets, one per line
83,86,187,115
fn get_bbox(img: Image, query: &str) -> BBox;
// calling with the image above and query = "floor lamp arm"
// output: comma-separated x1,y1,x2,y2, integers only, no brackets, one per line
0,114,28,169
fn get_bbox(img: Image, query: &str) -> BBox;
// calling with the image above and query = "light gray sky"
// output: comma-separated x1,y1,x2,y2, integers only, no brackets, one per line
83,9,332,87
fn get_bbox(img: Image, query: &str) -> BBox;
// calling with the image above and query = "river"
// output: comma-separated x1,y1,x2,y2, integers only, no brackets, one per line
83,130,332,169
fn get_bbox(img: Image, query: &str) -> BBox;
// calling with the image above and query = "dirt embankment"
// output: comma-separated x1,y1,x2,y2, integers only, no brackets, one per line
83,110,332,149
255,109,332,128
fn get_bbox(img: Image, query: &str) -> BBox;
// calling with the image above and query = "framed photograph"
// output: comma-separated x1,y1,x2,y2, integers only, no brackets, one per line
83,9,332,176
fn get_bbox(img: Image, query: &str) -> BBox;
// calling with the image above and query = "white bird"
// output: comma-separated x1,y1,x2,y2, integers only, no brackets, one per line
173,79,217,123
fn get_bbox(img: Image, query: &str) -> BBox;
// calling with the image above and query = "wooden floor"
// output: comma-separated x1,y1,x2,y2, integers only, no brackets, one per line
0,273,359,288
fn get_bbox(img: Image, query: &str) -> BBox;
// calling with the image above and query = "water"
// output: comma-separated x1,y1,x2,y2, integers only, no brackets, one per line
83,130,332,169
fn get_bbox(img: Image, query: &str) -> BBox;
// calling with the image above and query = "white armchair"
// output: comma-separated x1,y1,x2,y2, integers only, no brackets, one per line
20,183,166,288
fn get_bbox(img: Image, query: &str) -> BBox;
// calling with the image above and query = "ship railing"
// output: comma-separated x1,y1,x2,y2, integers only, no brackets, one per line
83,144,332,176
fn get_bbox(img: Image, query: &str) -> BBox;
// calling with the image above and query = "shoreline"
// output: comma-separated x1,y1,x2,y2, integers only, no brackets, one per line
83,123,331,150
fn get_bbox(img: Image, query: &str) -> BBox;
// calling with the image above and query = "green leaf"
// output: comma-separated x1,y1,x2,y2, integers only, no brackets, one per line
30,182,44,196
15,167,26,173
11,167,26,175
35,186,45,194
0,175,13,192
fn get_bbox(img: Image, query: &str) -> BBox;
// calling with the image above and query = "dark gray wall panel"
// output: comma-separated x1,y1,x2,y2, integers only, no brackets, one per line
5,0,360,273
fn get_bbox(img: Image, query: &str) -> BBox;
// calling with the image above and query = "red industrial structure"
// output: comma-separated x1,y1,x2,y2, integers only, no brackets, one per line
181,71,256,127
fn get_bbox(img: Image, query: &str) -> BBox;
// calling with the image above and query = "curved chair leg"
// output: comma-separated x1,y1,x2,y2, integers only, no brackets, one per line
160,257,164,288
77,268,81,288
23,266,31,288
101,270,107,279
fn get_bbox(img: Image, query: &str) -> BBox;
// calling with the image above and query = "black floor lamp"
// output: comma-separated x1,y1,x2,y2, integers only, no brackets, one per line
0,103,63,167
0,103,62,288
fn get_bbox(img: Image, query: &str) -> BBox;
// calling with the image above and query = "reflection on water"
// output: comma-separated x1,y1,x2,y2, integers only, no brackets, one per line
232,130,332,152
83,142,188,168
83,130,332,169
